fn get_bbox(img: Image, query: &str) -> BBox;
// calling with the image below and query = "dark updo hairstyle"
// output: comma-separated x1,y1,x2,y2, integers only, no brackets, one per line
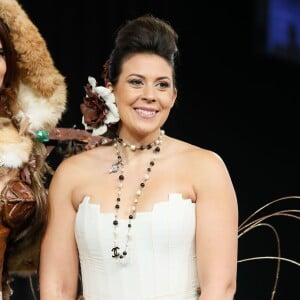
104,14,179,87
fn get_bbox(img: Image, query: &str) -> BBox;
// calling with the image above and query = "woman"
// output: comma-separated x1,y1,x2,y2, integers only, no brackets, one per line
0,0,67,298
39,15,238,300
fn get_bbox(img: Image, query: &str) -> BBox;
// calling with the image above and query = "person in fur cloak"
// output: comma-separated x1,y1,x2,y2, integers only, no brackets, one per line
0,0,67,299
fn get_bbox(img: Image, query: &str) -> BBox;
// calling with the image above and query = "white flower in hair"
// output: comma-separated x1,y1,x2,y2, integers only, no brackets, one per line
81,76,119,136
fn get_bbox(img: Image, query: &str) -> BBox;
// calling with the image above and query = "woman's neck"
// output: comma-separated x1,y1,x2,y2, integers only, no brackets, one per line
116,129,164,152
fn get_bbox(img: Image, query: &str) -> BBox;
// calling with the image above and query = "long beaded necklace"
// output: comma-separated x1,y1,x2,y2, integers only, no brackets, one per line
110,129,165,259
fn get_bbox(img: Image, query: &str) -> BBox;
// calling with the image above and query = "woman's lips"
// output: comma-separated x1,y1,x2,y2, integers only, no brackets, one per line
134,108,157,118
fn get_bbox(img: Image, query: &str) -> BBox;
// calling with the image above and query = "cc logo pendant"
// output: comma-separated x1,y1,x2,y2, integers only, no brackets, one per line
112,246,120,258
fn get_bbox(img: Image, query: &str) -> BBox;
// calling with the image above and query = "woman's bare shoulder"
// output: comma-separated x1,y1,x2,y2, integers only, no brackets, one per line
53,144,112,177
164,136,229,184
165,135,222,163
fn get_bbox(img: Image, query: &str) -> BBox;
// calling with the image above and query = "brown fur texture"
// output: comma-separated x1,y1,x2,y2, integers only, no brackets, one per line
0,0,68,298
0,0,67,132
0,118,32,170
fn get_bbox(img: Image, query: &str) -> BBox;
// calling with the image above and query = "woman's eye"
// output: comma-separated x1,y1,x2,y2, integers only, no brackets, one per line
157,81,170,89
129,79,143,85
0,49,5,57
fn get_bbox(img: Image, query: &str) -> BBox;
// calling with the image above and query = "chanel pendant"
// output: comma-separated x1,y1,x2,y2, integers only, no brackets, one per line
112,246,120,258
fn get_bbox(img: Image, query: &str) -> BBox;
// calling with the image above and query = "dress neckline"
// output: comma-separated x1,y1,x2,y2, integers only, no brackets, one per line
79,193,194,220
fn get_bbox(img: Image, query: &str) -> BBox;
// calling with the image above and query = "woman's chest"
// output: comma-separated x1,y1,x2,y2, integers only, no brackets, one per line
72,161,196,215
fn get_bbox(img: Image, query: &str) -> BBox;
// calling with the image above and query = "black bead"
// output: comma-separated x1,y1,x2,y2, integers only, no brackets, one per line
140,182,145,188
117,197,121,201
128,224,132,228
123,251,127,256
155,146,160,152
120,255,123,259
129,215,133,219
150,161,155,166
113,220,118,225
119,174,124,180
115,204,120,209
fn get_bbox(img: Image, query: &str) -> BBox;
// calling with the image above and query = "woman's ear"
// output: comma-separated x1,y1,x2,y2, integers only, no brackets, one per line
106,82,113,92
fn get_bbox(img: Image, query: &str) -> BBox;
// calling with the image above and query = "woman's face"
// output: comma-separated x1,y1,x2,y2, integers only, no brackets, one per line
0,40,7,87
112,53,177,137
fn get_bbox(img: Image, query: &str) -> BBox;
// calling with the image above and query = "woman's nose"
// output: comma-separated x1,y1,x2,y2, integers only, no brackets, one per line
141,86,156,102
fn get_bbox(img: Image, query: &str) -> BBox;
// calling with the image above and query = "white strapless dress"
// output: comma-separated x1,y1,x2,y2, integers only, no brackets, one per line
75,193,199,300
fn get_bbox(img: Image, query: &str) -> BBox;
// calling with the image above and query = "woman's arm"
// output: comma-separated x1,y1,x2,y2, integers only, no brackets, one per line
195,151,238,300
39,160,79,300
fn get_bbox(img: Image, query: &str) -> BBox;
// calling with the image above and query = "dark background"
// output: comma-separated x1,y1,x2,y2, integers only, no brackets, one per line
10,0,300,299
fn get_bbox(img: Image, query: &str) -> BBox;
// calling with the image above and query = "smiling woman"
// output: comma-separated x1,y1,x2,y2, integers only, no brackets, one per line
39,14,239,300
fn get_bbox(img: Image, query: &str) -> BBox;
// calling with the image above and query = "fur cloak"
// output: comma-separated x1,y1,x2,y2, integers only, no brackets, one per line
0,0,67,298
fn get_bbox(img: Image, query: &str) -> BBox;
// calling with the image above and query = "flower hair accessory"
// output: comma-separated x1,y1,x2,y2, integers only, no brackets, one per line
80,76,119,136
